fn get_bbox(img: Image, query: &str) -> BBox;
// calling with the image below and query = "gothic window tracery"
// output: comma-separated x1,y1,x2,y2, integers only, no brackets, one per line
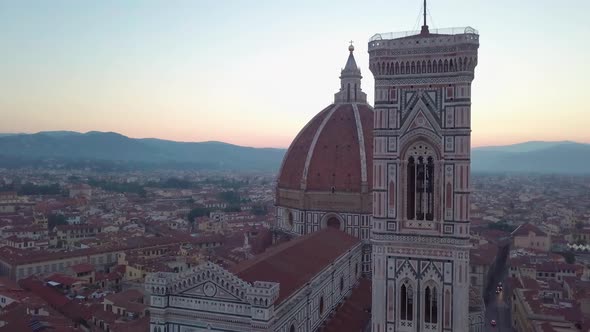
406,143,435,220
424,285,438,324
400,281,414,322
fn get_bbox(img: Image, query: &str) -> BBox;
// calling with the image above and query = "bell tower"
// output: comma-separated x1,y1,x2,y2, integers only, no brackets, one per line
368,5,479,332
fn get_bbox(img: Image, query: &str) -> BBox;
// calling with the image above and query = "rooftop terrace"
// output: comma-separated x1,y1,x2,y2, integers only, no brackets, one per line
369,26,478,42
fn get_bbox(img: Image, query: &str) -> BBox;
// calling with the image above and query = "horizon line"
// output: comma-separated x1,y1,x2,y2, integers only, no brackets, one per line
1,129,589,150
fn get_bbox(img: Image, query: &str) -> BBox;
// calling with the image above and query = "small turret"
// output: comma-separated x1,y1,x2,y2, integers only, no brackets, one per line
334,42,367,103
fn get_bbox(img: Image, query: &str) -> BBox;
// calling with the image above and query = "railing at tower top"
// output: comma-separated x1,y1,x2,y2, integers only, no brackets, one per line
369,26,478,42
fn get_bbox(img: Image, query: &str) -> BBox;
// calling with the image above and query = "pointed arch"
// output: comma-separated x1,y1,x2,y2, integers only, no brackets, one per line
438,60,443,72
320,213,344,231
399,280,414,321
423,285,439,324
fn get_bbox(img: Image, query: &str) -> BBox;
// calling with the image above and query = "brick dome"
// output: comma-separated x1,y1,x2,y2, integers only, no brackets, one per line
277,103,373,193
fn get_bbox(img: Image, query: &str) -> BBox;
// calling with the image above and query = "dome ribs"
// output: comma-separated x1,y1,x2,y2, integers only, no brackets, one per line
277,102,374,194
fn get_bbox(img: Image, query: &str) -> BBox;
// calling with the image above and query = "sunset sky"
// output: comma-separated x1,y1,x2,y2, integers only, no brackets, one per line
1,0,589,148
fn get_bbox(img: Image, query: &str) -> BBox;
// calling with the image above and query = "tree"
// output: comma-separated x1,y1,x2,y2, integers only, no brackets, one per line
252,205,268,216
223,205,241,213
560,251,576,264
217,191,240,204
187,207,211,223
487,220,516,233
48,214,67,229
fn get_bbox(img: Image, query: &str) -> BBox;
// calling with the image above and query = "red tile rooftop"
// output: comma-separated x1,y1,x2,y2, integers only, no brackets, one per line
512,222,547,237
45,273,84,287
322,278,371,332
104,289,146,314
70,263,95,274
0,233,222,266
231,228,360,305
470,243,499,266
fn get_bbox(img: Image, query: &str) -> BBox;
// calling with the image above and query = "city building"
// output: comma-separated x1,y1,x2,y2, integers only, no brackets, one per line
146,228,363,331
368,13,479,332
512,222,551,252
147,6,482,332
275,43,374,273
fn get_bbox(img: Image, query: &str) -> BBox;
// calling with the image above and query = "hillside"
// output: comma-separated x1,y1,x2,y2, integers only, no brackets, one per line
0,131,285,171
0,132,588,174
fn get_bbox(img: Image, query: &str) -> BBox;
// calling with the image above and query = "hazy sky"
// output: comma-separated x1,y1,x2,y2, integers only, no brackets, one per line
1,0,589,148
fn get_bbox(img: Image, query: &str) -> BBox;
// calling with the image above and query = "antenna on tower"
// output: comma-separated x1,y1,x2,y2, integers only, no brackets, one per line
421,0,430,35
423,0,427,27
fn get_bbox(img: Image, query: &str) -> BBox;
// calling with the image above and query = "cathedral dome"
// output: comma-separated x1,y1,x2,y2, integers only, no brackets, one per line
277,103,373,193
275,45,373,215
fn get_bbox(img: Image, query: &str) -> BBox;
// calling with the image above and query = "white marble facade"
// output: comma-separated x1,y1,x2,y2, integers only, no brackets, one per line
368,26,479,332
146,242,362,332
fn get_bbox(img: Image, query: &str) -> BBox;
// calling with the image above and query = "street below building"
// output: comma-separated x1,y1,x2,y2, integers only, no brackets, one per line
484,260,514,332
485,289,513,332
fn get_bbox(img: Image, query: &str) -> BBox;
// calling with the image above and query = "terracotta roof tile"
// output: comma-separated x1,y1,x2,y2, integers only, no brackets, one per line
231,228,360,305
512,222,547,237
277,103,373,193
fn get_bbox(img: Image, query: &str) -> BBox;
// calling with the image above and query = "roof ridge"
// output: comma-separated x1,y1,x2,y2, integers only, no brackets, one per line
231,229,331,274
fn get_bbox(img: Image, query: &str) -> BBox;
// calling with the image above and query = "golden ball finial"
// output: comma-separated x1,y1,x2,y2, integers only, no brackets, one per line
349,40,354,52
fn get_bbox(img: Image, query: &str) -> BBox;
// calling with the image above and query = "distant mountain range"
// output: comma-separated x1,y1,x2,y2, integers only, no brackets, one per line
472,141,590,174
0,131,588,174
0,131,285,171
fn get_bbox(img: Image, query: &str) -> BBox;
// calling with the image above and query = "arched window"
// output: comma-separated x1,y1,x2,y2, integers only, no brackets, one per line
424,286,438,324
354,83,357,100
340,276,344,292
400,282,414,321
406,157,416,219
287,211,294,228
327,217,341,229
319,296,325,315
400,284,407,320
406,146,435,221
290,324,296,332
347,83,351,102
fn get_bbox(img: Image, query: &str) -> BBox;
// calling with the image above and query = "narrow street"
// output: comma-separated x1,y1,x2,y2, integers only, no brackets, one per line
484,257,514,332
485,290,513,332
